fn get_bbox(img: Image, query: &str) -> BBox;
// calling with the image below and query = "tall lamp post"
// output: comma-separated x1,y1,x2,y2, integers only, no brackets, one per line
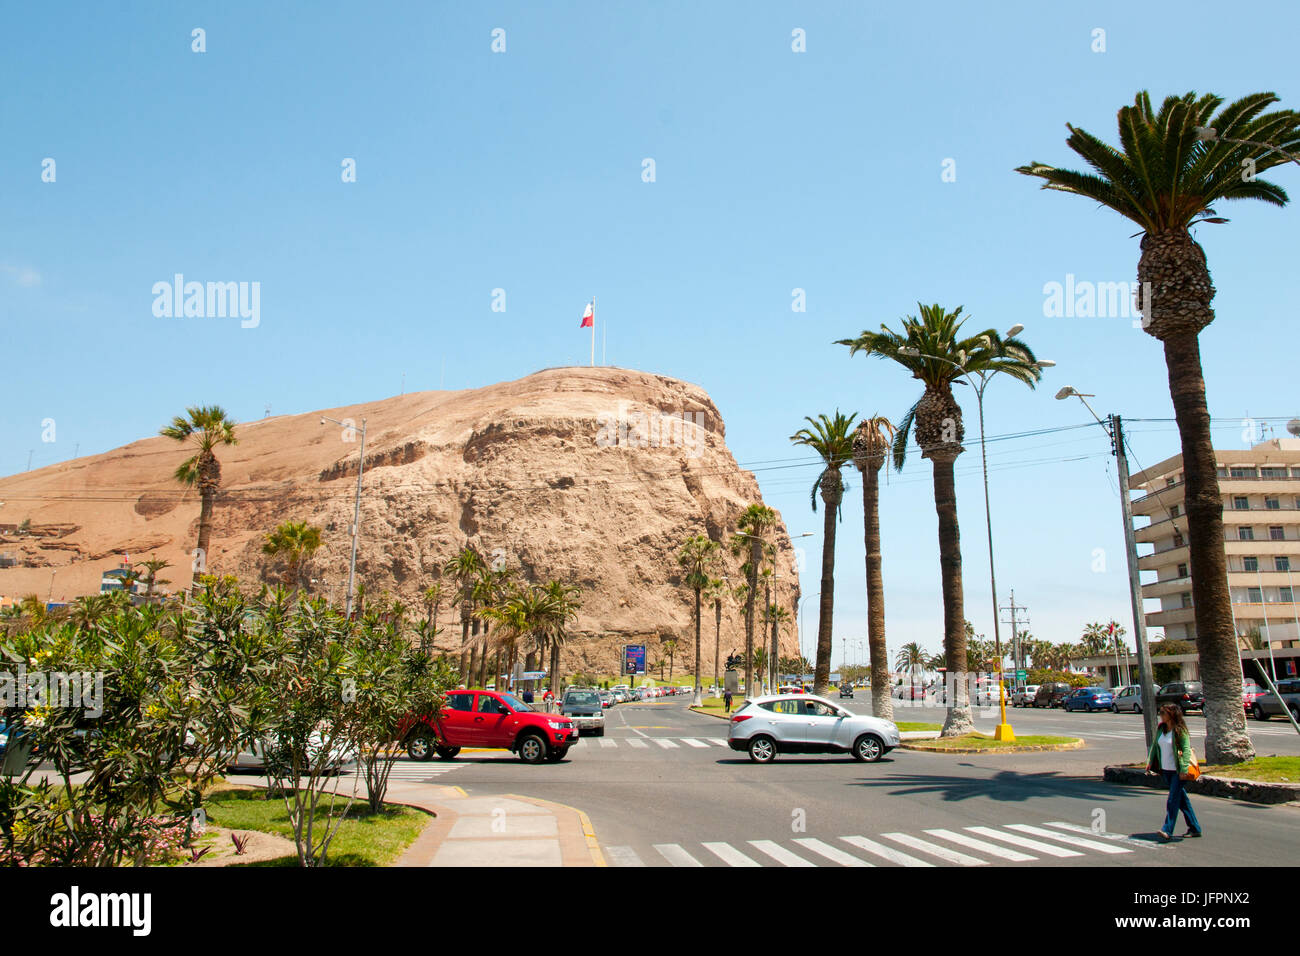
900,330,1055,742
320,416,367,619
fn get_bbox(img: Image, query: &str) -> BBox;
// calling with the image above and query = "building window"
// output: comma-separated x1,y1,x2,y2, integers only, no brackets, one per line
1282,586,1294,603
1234,496,1250,510
1177,563,1188,578
1166,477,1176,487
1174,532,1185,547
1170,504,1180,518
1266,497,1281,510
1244,556,1259,572
1262,467,1288,478
1248,587,1263,603
1180,592,1193,609
1276,557,1291,572
1270,526,1285,541
1230,467,1258,478
1239,527,1255,541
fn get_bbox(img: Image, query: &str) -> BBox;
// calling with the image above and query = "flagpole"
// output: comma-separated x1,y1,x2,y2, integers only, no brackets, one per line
591,296,596,367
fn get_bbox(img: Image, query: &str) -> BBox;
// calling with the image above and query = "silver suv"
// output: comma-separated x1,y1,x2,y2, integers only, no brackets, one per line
727,693,900,763
560,689,606,736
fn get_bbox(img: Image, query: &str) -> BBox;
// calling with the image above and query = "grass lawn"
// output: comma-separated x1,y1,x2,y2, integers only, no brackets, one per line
907,732,1078,751
1203,755,1300,783
896,722,942,732
202,785,432,866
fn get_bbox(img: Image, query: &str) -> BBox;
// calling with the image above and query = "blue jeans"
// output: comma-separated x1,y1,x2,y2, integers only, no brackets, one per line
1162,770,1201,835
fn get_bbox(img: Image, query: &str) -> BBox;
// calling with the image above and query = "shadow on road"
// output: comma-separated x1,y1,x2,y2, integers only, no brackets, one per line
848,766,1144,805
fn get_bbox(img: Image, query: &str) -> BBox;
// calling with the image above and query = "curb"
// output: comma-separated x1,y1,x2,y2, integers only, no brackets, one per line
901,738,1085,754
1103,764,1300,806
688,708,734,721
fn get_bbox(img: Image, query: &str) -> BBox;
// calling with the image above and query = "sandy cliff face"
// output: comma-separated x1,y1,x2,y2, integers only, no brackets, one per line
0,367,801,676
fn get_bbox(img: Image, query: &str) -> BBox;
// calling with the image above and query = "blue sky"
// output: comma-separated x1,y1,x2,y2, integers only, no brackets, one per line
2,1,1296,663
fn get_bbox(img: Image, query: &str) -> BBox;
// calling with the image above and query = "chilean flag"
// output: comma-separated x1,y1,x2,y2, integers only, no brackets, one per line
580,302,594,328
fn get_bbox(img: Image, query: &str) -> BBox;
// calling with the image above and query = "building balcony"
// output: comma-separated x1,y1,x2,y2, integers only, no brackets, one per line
1143,575,1193,600
1135,513,1188,544
1146,606,1197,628
1140,543,1188,572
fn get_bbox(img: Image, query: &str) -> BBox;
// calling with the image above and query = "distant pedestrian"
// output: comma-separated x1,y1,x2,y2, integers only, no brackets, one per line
1146,703,1203,841
522,687,534,704
723,689,733,714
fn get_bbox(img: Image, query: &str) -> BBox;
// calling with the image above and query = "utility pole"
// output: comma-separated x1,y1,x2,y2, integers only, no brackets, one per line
1112,414,1158,748
1000,591,1028,688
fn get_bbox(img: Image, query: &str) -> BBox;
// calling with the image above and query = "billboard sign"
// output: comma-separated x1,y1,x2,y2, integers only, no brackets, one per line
623,644,646,676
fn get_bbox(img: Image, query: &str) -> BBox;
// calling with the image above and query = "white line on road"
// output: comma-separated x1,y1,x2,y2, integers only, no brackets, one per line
653,738,680,749
880,832,989,866
1044,822,1158,848
748,840,816,866
793,838,873,867
702,842,761,867
966,826,1082,858
655,843,703,867
1006,823,1131,854
605,845,645,867
599,738,617,748
680,738,710,748
626,738,649,748
709,738,728,746
839,835,935,867
923,828,1036,862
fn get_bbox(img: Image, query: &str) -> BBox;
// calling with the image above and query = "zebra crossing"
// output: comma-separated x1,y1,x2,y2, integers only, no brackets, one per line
605,820,1161,868
346,761,466,783
1075,726,1295,739
572,736,729,749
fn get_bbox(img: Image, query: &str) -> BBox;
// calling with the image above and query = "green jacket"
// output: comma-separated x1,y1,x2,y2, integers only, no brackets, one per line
1146,724,1194,774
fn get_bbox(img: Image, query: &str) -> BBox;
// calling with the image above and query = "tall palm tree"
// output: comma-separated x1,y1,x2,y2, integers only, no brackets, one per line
261,520,323,591
539,579,581,697
160,406,238,591
1015,92,1299,763
678,534,722,705
791,411,857,697
853,415,896,721
840,306,1043,736
420,583,443,655
895,642,928,690
662,637,679,681
443,545,486,680
135,557,171,604
732,504,777,698
761,602,791,689
703,576,729,691
1080,622,1111,656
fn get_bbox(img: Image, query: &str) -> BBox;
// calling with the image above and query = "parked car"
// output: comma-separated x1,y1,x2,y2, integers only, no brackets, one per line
1242,679,1269,712
1156,681,1204,714
839,685,854,699
893,685,926,700
598,690,614,709
1011,685,1040,707
1032,682,1073,708
560,688,606,736
226,727,358,773
727,693,900,763
778,685,805,695
1062,686,1115,712
975,683,1007,706
1249,678,1300,722
402,689,577,764
1111,684,1157,714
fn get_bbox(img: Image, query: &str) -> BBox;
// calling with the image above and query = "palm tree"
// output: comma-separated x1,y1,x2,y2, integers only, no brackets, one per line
839,305,1043,736
419,583,443,655
761,602,791,690
261,520,323,591
539,579,581,697
1015,92,1300,763
853,415,896,721
444,545,486,680
678,534,722,705
135,557,171,604
751,646,769,689
895,642,928,691
160,406,238,591
662,637,679,681
791,411,857,696
1080,622,1111,656
732,504,777,699
703,576,729,691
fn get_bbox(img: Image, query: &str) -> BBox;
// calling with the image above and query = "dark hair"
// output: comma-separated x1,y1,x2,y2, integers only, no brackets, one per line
1159,703,1189,743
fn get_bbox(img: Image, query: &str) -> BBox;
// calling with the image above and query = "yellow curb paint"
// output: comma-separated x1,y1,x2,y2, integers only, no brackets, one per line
504,793,606,867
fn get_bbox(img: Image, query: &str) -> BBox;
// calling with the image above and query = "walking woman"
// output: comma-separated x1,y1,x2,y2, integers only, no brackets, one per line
1146,703,1203,841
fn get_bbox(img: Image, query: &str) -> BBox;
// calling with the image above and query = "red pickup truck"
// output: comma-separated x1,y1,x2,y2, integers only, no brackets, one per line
403,689,578,764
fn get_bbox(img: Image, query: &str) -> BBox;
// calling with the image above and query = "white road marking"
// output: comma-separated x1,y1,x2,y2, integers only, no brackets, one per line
923,828,1036,862
793,838,873,867
653,738,680,749
748,840,816,867
599,738,617,748
702,842,761,867
680,738,710,748
1043,822,1159,848
709,738,728,746
605,845,645,867
627,738,649,748
655,843,703,867
839,835,935,867
1006,823,1131,854
880,832,988,866
966,826,1082,858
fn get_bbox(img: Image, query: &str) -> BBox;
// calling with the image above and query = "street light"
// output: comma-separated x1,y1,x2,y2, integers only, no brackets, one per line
898,331,1054,741
320,416,368,619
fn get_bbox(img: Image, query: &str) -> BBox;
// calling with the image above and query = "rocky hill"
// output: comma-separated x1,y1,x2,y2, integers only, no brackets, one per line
0,367,802,676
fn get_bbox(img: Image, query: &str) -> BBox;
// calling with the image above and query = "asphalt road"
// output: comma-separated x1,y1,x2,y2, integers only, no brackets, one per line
420,697,1300,868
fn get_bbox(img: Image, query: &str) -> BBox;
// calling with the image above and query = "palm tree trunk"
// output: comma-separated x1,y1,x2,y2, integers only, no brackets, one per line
743,541,759,696
813,488,839,696
1164,333,1253,763
713,600,722,691
693,588,702,703
459,610,470,677
864,465,893,721
932,455,973,736
192,490,214,590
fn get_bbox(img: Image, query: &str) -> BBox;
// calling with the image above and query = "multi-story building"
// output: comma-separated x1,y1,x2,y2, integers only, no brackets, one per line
1131,438,1300,664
